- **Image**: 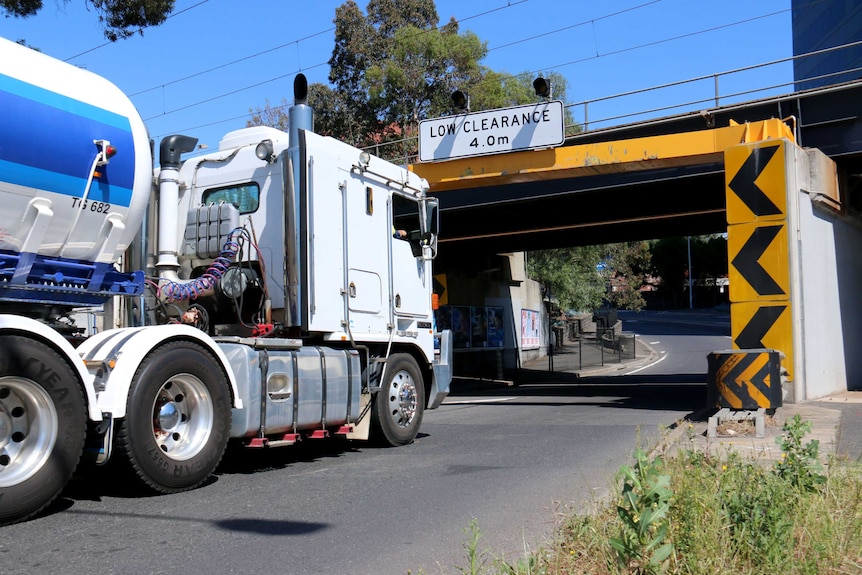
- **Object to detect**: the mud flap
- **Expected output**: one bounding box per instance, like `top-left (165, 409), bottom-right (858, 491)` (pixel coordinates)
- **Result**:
top-left (347, 393), bottom-right (372, 440)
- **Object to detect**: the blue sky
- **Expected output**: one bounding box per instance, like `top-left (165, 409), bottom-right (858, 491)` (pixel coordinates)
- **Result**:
top-left (1, 0), bottom-right (793, 153)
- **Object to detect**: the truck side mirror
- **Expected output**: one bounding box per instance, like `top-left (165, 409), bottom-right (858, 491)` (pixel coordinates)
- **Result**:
top-left (421, 198), bottom-right (439, 260)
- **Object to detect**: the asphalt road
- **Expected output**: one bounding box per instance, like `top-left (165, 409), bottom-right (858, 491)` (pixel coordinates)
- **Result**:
top-left (617, 308), bottom-right (732, 376)
top-left (0, 310), bottom-right (726, 575)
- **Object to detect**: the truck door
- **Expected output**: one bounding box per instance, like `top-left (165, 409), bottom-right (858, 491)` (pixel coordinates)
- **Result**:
top-left (303, 137), bottom-right (391, 338)
top-left (390, 193), bottom-right (431, 318)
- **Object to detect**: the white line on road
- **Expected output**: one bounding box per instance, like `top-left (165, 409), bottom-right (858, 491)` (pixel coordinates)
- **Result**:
top-left (444, 397), bottom-right (518, 405)
top-left (625, 352), bottom-right (668, 375)
top-left (650, 341), bottom-right (661, 345)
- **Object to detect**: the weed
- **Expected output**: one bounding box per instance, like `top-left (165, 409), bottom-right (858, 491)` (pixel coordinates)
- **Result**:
top-left (456, 518), bottom-right (490, 575)
top-left (608, 447), bottom-right (674, 574)
top-left (774, 414), bottom-right (827, 492)
top-left (720, 461), bottom-right (795, 567)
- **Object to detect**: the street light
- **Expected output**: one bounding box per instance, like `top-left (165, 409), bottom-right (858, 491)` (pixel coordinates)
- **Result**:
top-left (533, 76), bottom-right (551, 99)
top-left (451, 89), bottom-right (469, 112)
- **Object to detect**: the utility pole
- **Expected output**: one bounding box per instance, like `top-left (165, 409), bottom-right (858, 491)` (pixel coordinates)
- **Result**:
top-left (687, 236), bottom-right (694, 309)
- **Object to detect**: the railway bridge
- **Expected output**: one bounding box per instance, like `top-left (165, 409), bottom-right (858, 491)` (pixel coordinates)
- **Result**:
top-left (411, 79), bottom-right (862, 401)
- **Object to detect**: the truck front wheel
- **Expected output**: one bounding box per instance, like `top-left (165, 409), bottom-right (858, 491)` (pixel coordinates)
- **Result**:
top-left (371, 353), bottom-right (425, 446)
top-left (0, 335), bottom-right (86, 526)
top-left (115, 341), bottom-right (231, 493)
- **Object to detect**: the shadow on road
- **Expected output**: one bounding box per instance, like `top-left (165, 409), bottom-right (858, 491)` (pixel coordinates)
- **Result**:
top-left (448, 371), bottom-right (709, 418)
top-left (37, 495), bottom-right (328, 536)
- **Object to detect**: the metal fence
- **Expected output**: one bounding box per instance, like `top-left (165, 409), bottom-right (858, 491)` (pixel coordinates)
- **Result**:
top-left (542, 324), bottom-right (638, 374)
top-left (449, 317), bottom-right (642, 380)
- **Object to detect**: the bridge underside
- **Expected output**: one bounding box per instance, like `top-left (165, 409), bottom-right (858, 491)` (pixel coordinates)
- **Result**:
top-left (412, 81), bottom-right (862, 255)
top-left (432, 163), bottom-right (727, 254)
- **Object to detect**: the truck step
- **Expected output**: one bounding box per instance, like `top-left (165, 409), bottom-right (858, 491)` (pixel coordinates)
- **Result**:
top-left (308, 429), bottom-right (329, 439)
top-left (245, 433), bottom-right (300, 448)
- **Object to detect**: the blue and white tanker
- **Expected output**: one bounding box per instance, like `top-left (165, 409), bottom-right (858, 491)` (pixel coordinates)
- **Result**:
top-left (0, 38), bottom-right (151, 308)
top-left (0, 36), bottom-right (451, 526)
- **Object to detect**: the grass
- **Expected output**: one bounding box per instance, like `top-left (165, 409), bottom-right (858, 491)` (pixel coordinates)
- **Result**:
top-left (438, 416), bottom-right (862, 575)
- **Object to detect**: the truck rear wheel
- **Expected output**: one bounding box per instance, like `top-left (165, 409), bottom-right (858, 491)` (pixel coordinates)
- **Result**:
top-left (0, 335), bottom-right (86, 526)
top-left (371, 353), bottom-right (424, 446)
top-left (115, 341), bottom-right (230, 493)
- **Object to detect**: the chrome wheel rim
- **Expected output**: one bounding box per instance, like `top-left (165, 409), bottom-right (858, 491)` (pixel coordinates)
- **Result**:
top-left (386, 369), bottom-right (418, 428)
top-left (151, 374), bottom-right (213, 461)
top-left (0, 376), bottom-right (58, 487)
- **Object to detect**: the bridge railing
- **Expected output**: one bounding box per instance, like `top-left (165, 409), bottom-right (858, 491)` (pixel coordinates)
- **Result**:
top-left (572, 39), bottom-right (862, 134)
top-left (365, 40), bottom-right (862, 166)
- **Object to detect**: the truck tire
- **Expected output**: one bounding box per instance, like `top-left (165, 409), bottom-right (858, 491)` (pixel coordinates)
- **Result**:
top-left (0, 335), bottom-right (86, 526)
top-left (371, 353), bottom-right (425, 446)
top-left (115, 341), bottom-right (230, 493)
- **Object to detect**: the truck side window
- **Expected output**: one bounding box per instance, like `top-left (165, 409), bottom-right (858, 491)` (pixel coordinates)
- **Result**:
top-left (391, 193), bottom-right (420, 241)
top-left (202, 183), bottom-right (260, 214)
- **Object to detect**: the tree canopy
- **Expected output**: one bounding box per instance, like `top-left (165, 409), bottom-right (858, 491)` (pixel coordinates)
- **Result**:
top-left (526, 242), bottom-right (651, 313)
top-left (526, 246), bottom-right (607, 314)
top-left (248, 0), bottom-right (574, 160)
top-left (1, 0), bottom-right (174, 41)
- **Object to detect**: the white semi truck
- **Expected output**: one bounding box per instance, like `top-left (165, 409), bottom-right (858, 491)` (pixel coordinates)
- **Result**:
top-left (0, 37), bottom-right (451, 525)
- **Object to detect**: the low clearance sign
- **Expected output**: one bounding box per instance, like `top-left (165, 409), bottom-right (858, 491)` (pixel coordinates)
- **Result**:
top-left (418, 100), bottom-right (564, 162)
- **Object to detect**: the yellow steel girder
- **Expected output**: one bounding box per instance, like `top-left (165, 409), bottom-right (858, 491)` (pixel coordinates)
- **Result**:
top-left (410, 118), bottom-right (795, 192)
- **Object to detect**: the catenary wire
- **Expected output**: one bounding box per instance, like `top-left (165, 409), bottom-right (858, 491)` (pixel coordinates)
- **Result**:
top-left (63, 0), bottom-right (212, 61)
top-left (157, 5), bottom-right (790, 138)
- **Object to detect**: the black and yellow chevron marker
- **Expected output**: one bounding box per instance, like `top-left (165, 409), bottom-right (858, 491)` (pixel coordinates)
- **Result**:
top-left (729, 223), bottom-right (788, 300)
top-left (730, 301), bottom-right (793, 381)
top-left (707, 350), bottom-right (782, 409)
top-left (725, 139), bottom-right (793, 387)
top-left (726, 141), bottom-right (786, 224)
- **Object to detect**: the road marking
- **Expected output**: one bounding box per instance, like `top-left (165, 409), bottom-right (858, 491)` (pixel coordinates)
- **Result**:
top-left (444, 397), bottom-right (518, 405)
top-left (650, 341), bottom-right (661, 344)
top-left (625, 352), bottom-right (668, 375)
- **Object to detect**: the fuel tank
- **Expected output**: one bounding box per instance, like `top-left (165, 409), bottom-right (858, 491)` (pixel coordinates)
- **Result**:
top-left (0, 36), bottom-right (151, 264)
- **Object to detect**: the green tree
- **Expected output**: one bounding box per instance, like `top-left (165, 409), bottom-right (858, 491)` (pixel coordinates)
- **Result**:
top-left (249, 0), bottom-right (578, 159)
top-left (246, 84), bottom-right (354, 141)
top-left (365, 23), bottom-right (486, 128)
top-left (329, 0), bottom-right (488, 152)
top-left (2, 0), bottom-right (174, 41)
top-left (527, 242), bottom-right (651, 313)
top-left (604, 241), bottom-right (651, 311)
top-left (526, 246), bottom-right (606, 313)
top-left (469, 70), bottom-right (578, 137)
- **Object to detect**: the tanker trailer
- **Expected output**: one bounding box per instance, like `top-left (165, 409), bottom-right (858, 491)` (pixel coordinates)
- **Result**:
top-left (0, 35), bottom-right (154, 524)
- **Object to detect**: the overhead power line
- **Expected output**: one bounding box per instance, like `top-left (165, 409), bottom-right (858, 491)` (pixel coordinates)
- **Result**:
top-left (487, 0), bottom-right (660, 54)
top-left (148, 2), bottom-right (790, 140)
top-left (129, 27), bottom-right (335, 97)
top-left (143, 1), bottom-right (532, 128)
top-left (64, 0), bottom-right (212, 61)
